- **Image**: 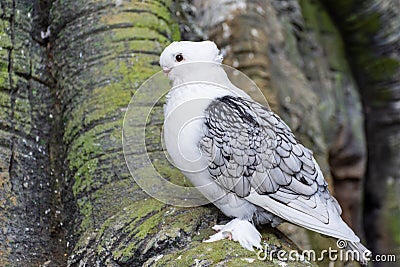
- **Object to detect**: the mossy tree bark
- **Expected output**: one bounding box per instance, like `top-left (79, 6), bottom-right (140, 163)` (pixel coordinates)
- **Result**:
top-left (48, 0), bottom-right (310, 266)
top-left (1, 0), bottom-right (309, 266)
top-left (0, 0), bottom-right (397, 266)
top-left (320, 0), bottom-right (400, 264)
top-left (0, 0), bottom-right (66, 265)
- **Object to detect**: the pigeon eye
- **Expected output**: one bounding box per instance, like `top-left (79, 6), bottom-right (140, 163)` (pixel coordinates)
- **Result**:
top-left (175, 54), bottom-right (184, 62)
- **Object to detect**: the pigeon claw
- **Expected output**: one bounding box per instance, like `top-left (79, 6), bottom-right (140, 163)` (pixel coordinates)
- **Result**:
top-left (203, 219), bottom-right (262, 251)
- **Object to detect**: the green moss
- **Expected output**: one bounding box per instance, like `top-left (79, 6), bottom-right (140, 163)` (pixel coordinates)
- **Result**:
top-left (113, 1), bottom-right (174, 24)
top-left (385, 180), bottom-right (400, 246)
top-left (389, 209), bottom-right (400, 245)
top-left (0, 20), bottom-right (12, 49)
top-left (129, 198), bottom-right (165, 224)
top-left (72, 158), bottom-right (99, 196)
top-left (118, 200), bottom-right (166, 241)
top-left (130, 164), bottom-right (165, 190)
top-left (101, 0), bottom-right (180, 42)
top-left (67, 119), bottom-right (121, 167)
top-left (135, 211), bottom-right (165, 240)
top-left (347, 11), bottom-right (380, 38)
top-left (353, 56), bottom-right (400, 107)
top-left (63, 0), bottom-right (183, 255)
top-left (76, 197), bottom-right (94, 231)
top-left (299, 0), bottom-right (319, 30)
top-left (64, 31), bottom-right (166, 149)
top-left (128, 40), bottom-right (163, 53)
top-left (150, 158), bottom-right (188, 186)
top-left (144, 124), bottom-right (162, 150)
top-left (170, 22), bottom-right (181, 41)
top-left (165, 206), bottom-right (214, 236)
top-left (13, 96), bottom-right (32, 133)
top-left (101, 10), bottom-right (173, 39)
top-left (146, 105), bottom-right (165, 125)
top-left (0, 47), bottom-right (10, 87)
top-left (0, 72), bottom-right (8, 87)
top-left (111, 205), bottom-right (214, 262)
top-left (109, 199), bottom-right (166, 259)
top-left (83, 86), bottom-right (130, 127)
top-left (111, 28), bottom-right (169, 45)
top-left (92, 178), bottom-right (141, 212)
top-left (97, 53), bottom-right (160, 92)
top-left (68, 127), bottom-right (100, 166)
top-left (64, 103), bottom-right (85, 146)
top-left (319, 0), bottom-right (357, 16)
top-left (152, 230), bottom-right (316, 267)
top-left (65, 60), bottom-right (153, 197)
top-left (365, 57), bottom-right (400, 82)
top-left (154, 240), bottom-right (256, 266)
top-left (67, 120), bottom-right (124, 197)
top-left (0, 92), bottom-right (10, 122)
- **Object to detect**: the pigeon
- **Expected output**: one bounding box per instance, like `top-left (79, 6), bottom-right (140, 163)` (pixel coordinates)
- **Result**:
top-left (159, 40), bottom-right (371, 264)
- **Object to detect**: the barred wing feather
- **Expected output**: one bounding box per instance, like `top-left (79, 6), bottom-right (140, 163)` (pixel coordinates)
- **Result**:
top-left (200, 95), bottom-right (358, 241)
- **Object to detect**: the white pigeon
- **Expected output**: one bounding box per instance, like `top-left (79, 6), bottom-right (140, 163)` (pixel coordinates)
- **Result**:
top-left (159, 41), bottom-right (371, 264)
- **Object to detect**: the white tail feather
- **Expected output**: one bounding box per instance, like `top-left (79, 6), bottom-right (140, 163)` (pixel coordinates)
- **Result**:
top-left (346, 241), bottom-right (372, 265)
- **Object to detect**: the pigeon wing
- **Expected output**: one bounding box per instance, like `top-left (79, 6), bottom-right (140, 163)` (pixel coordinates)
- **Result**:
top-left (200, 95), bottom-right (342, 226)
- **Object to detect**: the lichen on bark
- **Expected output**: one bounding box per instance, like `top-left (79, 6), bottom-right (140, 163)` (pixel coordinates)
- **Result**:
top-left (1, 0), bottom-right (397, 266)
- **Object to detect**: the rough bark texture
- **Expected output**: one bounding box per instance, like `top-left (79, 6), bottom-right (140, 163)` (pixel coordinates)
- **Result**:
top-left (1, 0), bottom-right (311, 266)
top-left (0, 0), bottom-right (66, 265)
top-left (0, 0), bottom-right (398, 266)
top-left (49, 0), bottom-right (309, 266)
top-left (320, 0), bottom-right (400, 264)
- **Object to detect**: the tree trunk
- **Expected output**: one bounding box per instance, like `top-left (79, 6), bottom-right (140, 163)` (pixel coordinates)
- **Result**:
top-left (49, 0), bottom-right (309, 266)
top-left (1, 0), bottom-right (397, 266)
top-left (320, 0), bottom-right (400, 264)
top-left (0, 0), bottom-right (66, 265)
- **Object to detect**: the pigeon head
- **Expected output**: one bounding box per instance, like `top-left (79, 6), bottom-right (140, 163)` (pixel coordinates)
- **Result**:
top-left (159, 41), bottom-right (223, 85)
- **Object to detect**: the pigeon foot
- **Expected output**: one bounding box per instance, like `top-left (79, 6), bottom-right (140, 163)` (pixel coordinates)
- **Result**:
top-left (203, 218), bottom-right (262, 251)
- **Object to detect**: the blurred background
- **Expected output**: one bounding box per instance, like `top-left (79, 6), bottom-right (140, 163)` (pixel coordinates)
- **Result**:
top-left (0, 0), bottom-right (398, 266)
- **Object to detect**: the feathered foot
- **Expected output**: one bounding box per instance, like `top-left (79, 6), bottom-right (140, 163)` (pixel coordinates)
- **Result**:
top-left (203, 218), bottom-right (262, 251)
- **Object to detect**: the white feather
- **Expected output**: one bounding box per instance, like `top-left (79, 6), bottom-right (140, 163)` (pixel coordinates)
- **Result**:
top-left (160, 41), bottom-right (371, 262)
top-left (245, 192), bottom-right (359, 242)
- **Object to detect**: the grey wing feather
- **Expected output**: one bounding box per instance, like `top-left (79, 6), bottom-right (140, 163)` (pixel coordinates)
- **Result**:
top-left (200, 95), bottom-right (337, 223)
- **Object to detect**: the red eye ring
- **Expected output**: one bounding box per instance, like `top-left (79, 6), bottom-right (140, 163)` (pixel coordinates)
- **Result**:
top-left (175, 54), bottom-right (184, 62)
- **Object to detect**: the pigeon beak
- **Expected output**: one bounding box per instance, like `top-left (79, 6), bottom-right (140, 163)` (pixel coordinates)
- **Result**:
top-left (162, 67), bottom-right (172, 75)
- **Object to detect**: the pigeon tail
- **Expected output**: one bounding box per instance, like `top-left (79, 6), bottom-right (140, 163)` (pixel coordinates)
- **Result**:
top-left (346, 241), bottom-right (372, 266)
